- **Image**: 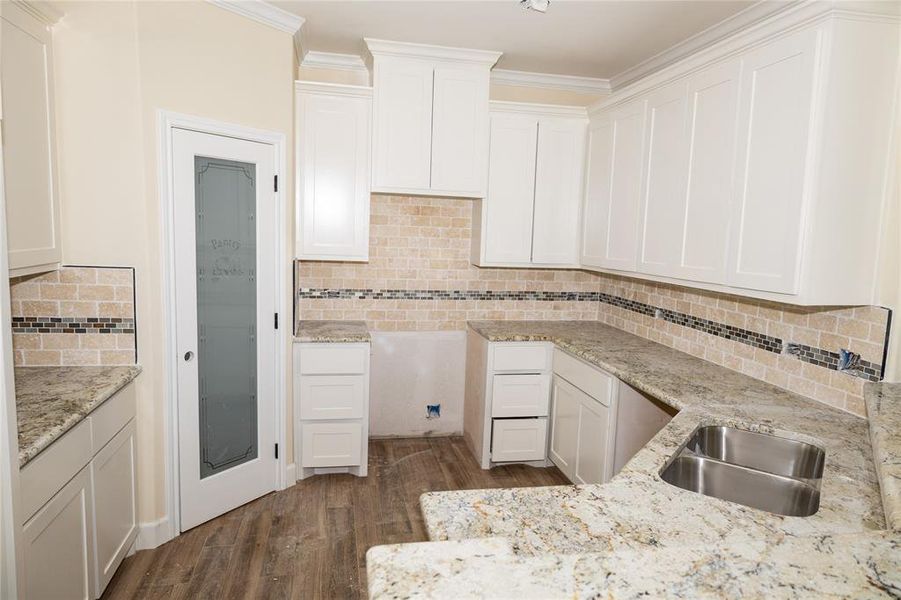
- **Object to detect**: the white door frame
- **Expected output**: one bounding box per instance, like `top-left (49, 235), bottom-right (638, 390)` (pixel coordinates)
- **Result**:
top-left (157, 110), bottom-right (288, 543)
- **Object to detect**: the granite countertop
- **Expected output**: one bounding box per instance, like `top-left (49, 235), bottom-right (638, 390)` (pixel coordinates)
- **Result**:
top-left (15, 365), bottom-right (142, 467)
top-left (366, 320), bottom-right (899, 598)
top-left (295, 320), bottom-right (370, 343)
top-left (865, 382), bottom-right (901, 529)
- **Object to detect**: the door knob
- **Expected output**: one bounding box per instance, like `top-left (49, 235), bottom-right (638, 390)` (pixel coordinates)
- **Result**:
top-left (184, 351), bottom-right (195, 362)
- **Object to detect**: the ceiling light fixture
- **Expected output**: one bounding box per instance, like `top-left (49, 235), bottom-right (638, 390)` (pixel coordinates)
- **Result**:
top-left (520, 0), bottom-right (549, 13)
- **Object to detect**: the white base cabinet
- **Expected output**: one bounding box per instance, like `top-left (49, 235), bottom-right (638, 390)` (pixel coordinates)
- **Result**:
top-left (295, 343), bottom-right (370, 479)
top-left (19, 382), bottom-right (137, 599)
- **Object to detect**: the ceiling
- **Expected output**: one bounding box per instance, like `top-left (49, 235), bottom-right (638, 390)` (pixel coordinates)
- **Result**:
top-left (275, 0), bottom-right (760, 79)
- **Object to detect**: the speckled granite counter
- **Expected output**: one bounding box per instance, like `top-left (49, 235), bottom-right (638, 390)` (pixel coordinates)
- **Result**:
top-left (15, 366), bottom-right (141, 467)
top-left (366, 320), bottom-right (896, 598)
top-left (866, 382), bottom-right (901, 529)
top-left (295, 320), bottom-right (370, 343)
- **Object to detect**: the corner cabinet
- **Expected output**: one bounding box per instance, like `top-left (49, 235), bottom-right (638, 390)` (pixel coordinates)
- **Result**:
top-left (295, 81), bottom-right (372, 262)
top-left (472, 102), bottom-right (587, 268)
top-left (366, 38), bottom-right (501, 198)
top-left (1, 2), bottom-right (62, 277)
top-left (580, 8), bottom-right (901, 305)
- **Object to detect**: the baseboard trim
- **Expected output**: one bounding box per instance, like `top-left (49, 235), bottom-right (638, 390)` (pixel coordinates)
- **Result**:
top-left (136, 516), bottom-right (174, 550)
top-left (285, 462), bottom-right (296, 487)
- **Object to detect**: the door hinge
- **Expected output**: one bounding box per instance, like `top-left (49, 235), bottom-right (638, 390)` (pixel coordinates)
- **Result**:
top-left (275, 443), bottom-right (279, 459)
top-left (273, 175), bottom-right (278, 192)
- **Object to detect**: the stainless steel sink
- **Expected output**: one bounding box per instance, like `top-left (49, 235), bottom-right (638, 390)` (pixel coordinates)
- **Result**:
top-left (683, 425), bottom-right (825, 481)
top-left (660, 426), bottom-right (825, 517)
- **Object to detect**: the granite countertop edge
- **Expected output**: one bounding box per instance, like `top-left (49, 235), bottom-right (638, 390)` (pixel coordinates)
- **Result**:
top-left (294, 319), bottom-right (371, 343)
top-left (16, 365), bottom-right (142, 467)
top-left (864, 381), bottom-right (901, 528)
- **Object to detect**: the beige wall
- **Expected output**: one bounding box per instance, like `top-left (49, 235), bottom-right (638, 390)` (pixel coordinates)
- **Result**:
top-left (52, 0), bottom-right (295, 526)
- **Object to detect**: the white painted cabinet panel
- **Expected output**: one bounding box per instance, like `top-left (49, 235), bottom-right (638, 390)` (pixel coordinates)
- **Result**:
top-left (22, 466), bottom-right (94, 600)
top-left (371, 57), bottom-right (434, 192)
top-left (677, 59), bottom-right (742, 283)
top-left (301, 422), bottom-right (363, 468)
top-left (491, 374), bottom-right (550, 418)
top-left (728, 28), bottom-right (819, 294)
top-left (430, 65), bottom-right (489, 196)
top-left (482, 114), bottom-right (537, 264)
top-left (92, 420), bottom-right (138, 597)
top-left (573, 395), bottom-right (612, 485)
top-left (1, 4), bottom-right (61, 276)
top-left (638, 82), bottom-right (689, 276)
top-left (548, 376), bottom-right (580, 479)
top-left (580, 117), bottom-right (615, 268)
top-left (532, 119), bottom-right (586, 265)
top-left (491, 418), bottom-right (548, 462)
top-left (296, 83), bottom-right (372, 261)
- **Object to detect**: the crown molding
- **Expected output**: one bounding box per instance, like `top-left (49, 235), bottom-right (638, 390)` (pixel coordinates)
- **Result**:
top-left (300, 51), bottom-right (369, 74)
top-left (295, 80), bottom-right (373, 98)
top-left (491, 69), bottom-right (611, 95)
top-left (609, 0), bottom-right (798, 89)
top-left (489, 100), bottom-right (588, 119)
top-left (11, 0), bottom-right (63, 25)
top-left (365, 38), bottom-right (502, 67)
top-left (206, 0), bottom-right (304, 34)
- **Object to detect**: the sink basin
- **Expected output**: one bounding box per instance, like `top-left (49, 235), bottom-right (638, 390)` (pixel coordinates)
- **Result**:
top-left (684, 425), bottom-right (825, 481)
top-left (660, 455), bottom-right (821, 517)
top-left (660, 426), bottom-right (825, 517)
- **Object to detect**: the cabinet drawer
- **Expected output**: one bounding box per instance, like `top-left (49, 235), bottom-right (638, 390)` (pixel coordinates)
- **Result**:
top-left (298, 344), bottom-right (368, 375)
top-left (20, 417), bottom-right (93, 523)
top-left (553, 349), bottom-right (614, 405)
top-left (301, 422), bottom-right (363, 467)
top-left (491, 374), bottom-right (550, 417)
top-left (491, 343), bottom-right (549, 373)
top-left (299, 375), bottom-right (365, 420)
top-left (92, 383), bottom-right (136, 454)
top-left (491, 418), bottom-right (548, 462)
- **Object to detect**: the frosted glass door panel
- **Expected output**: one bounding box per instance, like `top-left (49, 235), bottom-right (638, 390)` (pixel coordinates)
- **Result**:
top-left (194, 156), bottom-right (258, 479)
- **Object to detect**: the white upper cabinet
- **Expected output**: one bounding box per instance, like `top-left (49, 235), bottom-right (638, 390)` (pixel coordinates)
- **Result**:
top-left (580, 6), bottom-right (900, 305)
top-left (366, 39), bottom-right (500, 198)
top-left (296, 81), bottom-right (372, 261)
top-left (726, 29), bottom-right (818, 294)
top-left (472, 103), bottom-right (587, 268)
top-left (1, 3), bottom-right (62, 277)
top-left (580, 99), bottom-right (646, 272)
top-left (532, 118), bottom-right (587, 265)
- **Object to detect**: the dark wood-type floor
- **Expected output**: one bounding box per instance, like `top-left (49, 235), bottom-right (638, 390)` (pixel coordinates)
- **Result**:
top-left (102, 436), bottom-right (569, 600)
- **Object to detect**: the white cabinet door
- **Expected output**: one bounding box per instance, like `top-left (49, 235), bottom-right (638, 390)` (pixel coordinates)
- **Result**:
top-left (573, 395), bottom-right (612, 485)
top-left (491, 418), bottom-right (548, 462)
top-left (22, 466), bottom-right (94, 600)
top-left (532, 118), bottom-right (586, 265)
top-left (301, 422), bottom-right (363, 467)
top-left (582, 100), bottom-right (646, 272)
top-left (676, 58), bottom-right (742, 283)
top-left (580, 116), bottom-right (614, 268)
top-left (431, 65), bottom-right (489, 196)
top-left (491, 374), bottom-right (550, 418)
top-left (728, 29), bottom-right (820, 294)
top-left (92, 420), bottom-right (138, 597)
top-left (638, 82), bottom-right (689, 276)
top-left (548, 376), bottom-right (580, 479)
top-left (1, 4), bottom-right (61, 275)
top-left (483, 114), bottom-right (538, 264)
top-left (296, 85), bottom-right (371, 261)
top-left (371, 57), bottom-right (434, 192)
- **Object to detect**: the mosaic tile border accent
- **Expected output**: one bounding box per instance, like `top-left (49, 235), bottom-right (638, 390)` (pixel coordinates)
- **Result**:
top-left (11, 316), bottom-right (135, 335)
top-left (299, 287), bottom-right (885, 382)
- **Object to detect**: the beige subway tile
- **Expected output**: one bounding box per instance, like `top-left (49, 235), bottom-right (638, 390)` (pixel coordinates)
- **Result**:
top-left (97, 302), bottom-right (134, 319)
top-left (13, 350), bottom-right (23, 367)
top-left (59, 268), bottom-right (97, 284)
top-left (99, 350), bottom-right (135, 365)
top-left (20, 300), bottom-right (59, 316)
top-left (10, 281), bottom-right (41, 301)
top-left (22, 350), bottom-right (61, 366)
top-left (96, 269), bottom-right (133, 285)
top-left (818, 332), bottom-right (851, 353)
top-left (116, 334), bottom-right (137, 350)
top-left (807, 313), bottom-right (837, 333)
top-left (42, 334), bottom-right (80, 350)
top-left (12, 333), bottom-right (40, 350)
top-left (39, 283), bottom-right (78, 300)
top-left (80, 334), bottom-right (117, 350)
top-left (78, 284), bottom-right (116, 301)
top-left (60, 301), bottom-right (98, 317)
top-left (61, 350), bottom-right (100, 366)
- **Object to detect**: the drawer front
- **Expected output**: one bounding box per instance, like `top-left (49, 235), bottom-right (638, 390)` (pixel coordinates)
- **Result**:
top-left (299, 344), bottom-right (368, 375)
top-left (92, 383), bottom-right (137, 454)
top-left (301, 422), bottom-right (363, 467)
top-left (491, 343), bottom-right (549, 373)
top-left (20, 417), bottom-right (93, 523)
top-left (491, 374), bottom-right (550, 417)
top-left (299, 375), bottom-right (365, 420)
top-left (553, 348), bottom-right (613, 405)
top-left (491, 418), bottom-right (548, 462)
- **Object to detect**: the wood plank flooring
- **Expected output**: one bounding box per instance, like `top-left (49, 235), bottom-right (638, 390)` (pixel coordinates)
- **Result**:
top-left (102, 436), bottom-right (569, 600)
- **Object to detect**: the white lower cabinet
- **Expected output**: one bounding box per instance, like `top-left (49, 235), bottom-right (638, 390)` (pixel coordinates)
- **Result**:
top-left (550, 351), bottom-right (618, 485)
top-left (19, 382), bottom-right (137, 599)
top-left (295, 342), bottom-right (370, 479)
top-left (491, 418), bottom-right (548, 463)
top-left (22, 465), bottom-right (94, 600)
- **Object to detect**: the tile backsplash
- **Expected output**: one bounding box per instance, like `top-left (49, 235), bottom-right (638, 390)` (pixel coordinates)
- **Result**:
top-left (298, 195), bottom-right (889, 417)
top-left (10, 266), bottom-right (137, 367)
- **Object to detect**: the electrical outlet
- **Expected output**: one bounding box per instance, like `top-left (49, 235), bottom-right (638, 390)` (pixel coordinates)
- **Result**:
top-left (426, 404), bottom-right (440, 419)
